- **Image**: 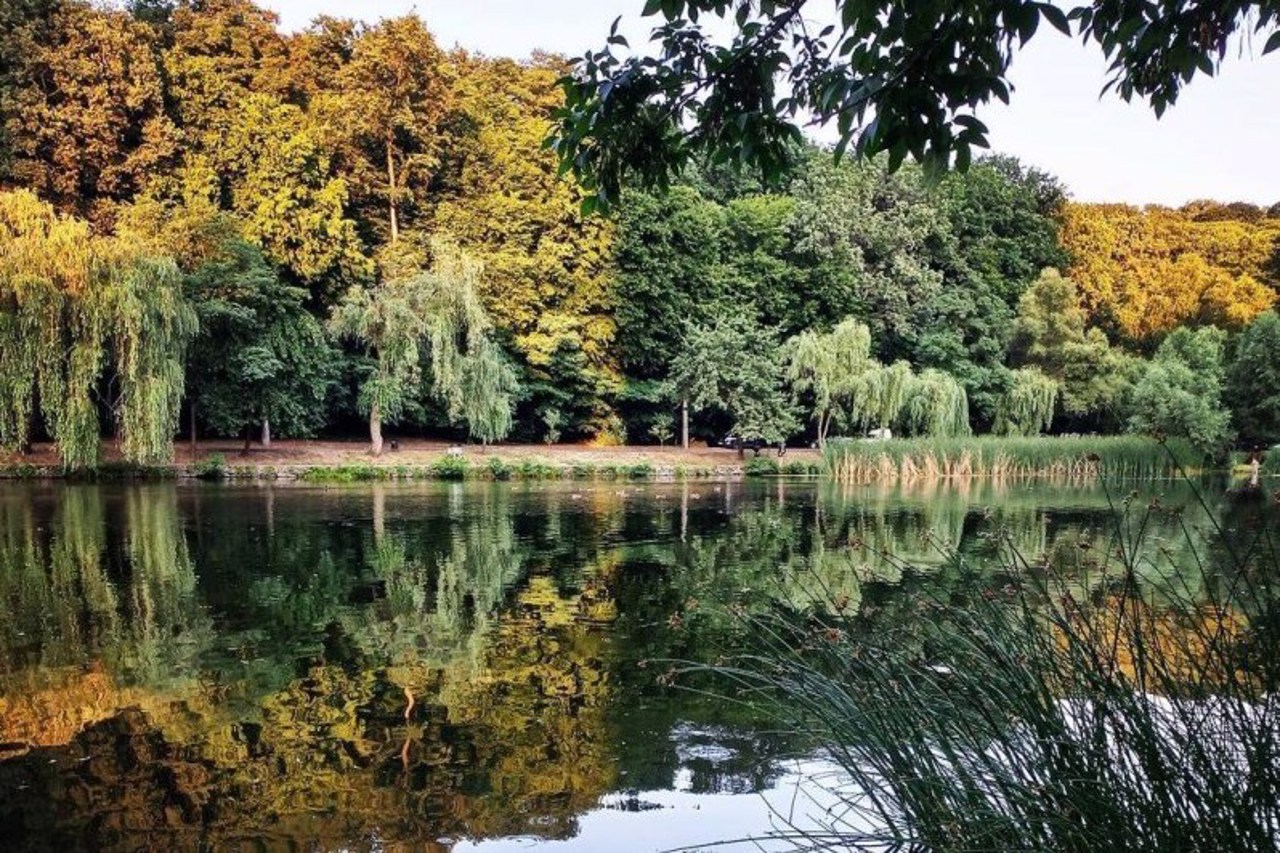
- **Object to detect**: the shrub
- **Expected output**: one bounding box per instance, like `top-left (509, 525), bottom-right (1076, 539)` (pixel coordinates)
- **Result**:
top-left (743, 456), bottom-right (779, 477)
top-left (516, 458), bottom-right (557, 479)
top-left (486, 456), bottom-right (513, 480)
top-left (299, 463), bottom-right (383, 482)
top-left (782, 459), bottom-right (820, 476)
top-left (194, 453), bottom-right (227, 480)
top-left (430, 455), bottom-right (469, 481)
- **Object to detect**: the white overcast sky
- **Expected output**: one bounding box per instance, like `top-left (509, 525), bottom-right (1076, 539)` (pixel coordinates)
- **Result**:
top-left (265, 0), bottom-right (1280, 207)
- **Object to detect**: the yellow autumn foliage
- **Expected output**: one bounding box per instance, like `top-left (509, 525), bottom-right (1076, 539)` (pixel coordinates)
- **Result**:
top-left (1061, 203), bottom-right (1279, 342)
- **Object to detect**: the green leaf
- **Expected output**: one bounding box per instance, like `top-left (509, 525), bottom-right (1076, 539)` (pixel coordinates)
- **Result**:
top-left (1040, 3), bottom-right (1071, 36)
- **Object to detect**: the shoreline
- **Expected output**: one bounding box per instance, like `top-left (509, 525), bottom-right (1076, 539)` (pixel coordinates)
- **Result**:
top-left (0, 439), bottom-right (823, 482)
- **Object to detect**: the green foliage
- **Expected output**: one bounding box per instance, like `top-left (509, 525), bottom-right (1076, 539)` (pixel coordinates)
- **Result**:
top-left (1127, 326), bottom-right (1233, 455)
top-left (1228, 310), bottom-right (1280, 445)
top-left (193, 453), bottom-right (227, 480)
top-left (515, 458), bottom-right (558, 480)
top-left (649, 412), bottom-right (674, 447)
top-left (169, 230), bottom-right (336, 440)
top-left (846, 361), bottom-right (914, 435)
top-left (786, 317), bottom-right (874, 447)
top-left (1011, 268), bottom-right (1134, 426)
top-left (994, 367), bottom-right (1059, 436)
top-left (299, 463), bottom-right (384, 482)
top-left (430, 454), bottom-right (469, 481)
top-left (743, 456), bottom-right (779, 478)
top-left (902, 369), bottom-right (971, 438)
top-left (540, 406), bottom-right (563, 445)
top-left (329, 239), bottom-right (518, 453)
top-left (0, 191), bottom-right (195, 468)
top-left (485, 455), bottom-right (513, 480)
top-left (671, 312), bottom-right (799, 446)
top-left (552, 0), bottom-right (1278, 209)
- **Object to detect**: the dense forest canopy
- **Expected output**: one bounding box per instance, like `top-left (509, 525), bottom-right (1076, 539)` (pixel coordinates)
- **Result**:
top-left (1, 0), bottom-right (1279, 467)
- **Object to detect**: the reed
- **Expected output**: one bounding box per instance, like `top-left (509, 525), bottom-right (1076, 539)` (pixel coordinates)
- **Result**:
top-left (824, 435), bottom-right (1201, 483)
top-left (697, 481), bottom-right (1280, 851)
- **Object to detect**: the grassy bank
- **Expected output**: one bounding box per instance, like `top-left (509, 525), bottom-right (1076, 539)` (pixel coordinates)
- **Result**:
top-left (824, 435), bottom-right (1201, 483)
top-left (0, 446), bottom-right (826, 482)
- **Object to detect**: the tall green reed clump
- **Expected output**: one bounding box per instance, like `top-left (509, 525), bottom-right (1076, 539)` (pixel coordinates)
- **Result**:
top-left (824, 435), bottom-right (1201, 483)
top-left (699, 481), bottom-right (1280, 851)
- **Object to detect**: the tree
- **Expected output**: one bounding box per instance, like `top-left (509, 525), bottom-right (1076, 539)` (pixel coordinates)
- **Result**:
top-left (552, 0), bottom-right (1280, 209)
top-left (3, 2), bottom-right (177, 221)
top-left (1061, 203), bottom-right (1278, 343)
top-left (901, 369), bottom-right (971, 438)
top-left (613, 186), bottom-right (731, 380)
top-left (116, 194), bottom-right (338, 449)
top-left (785, 318), bottom-right (874, 448)
top-left (649, 412), bottom-right (674, 447)
top-left (1228, 310), bottom-right (1280, 445)
top-left (993, 367), bottom-right (1059, 436)
top-left (846, 360), bottom-right (914, 436)
top-left (789, 158), bottom-right (944, 358)
top-left (162, 0), bottom-right (292, 140)
top-left (1127, 327), bottom-right (1232, 455)
top-left (938, 155), bottom-right (1069, 307)
top-left (182, 238), bottom-right (336, 448)
top-left (324, 16), bottom-right (452, 245)
top-left (1011, 268), bottom-right (1134, 426)
top-left (670, 313), bottom-right (797, 454)
top-left (0, 190), bottom-right (195, 468)
top-left (215, 94), bottom-right (364, 290)
top-left (431, 55), bottom-right (617, 435)
top-left (459, 336), bottom-right (519, 447)
top-left (328, 239), bottom-right (517, 454)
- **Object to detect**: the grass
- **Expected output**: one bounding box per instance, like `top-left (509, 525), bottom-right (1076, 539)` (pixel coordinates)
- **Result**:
top-left (824, 435), bottom-right (1202, 483)
top-left (695, 479), bottom-right (1280, 851)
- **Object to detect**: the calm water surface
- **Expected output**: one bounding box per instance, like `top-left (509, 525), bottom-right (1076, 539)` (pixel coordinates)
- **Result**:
top-left (0, 477), bottom-right (1253, 851)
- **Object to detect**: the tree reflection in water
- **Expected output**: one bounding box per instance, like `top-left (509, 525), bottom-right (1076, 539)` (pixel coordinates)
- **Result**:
top-left (0, 478), bottom-right (1245, 851)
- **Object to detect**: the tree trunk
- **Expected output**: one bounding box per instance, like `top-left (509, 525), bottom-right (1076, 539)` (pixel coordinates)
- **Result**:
top-left (370, 399), bottom-right (384, 456)
top-left (261, 417), bottom-right (271, 449)
top-left (386, 138), bottom-right (399, 244)
top-left (189, 401), bottom-right (197, 458)
top-left (681, 399), bottom-right (689, 450)
top-left (242, 426), bottom-right (251, 455)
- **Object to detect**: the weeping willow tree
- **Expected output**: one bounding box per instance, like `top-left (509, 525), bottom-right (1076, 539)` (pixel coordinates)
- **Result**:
top-left (461, 337), bottom-right (520, 446)
top-left (845, 360), bottom-right (914, 435)
top-left (0, 191), bottom-right (195, 468)
top-left (786, 318), bottom-right (874, 449)
top-left (329, 237), bottom-right (518, 454)
top-left (903, 369), bottom-right (971, 437)
top-left (995, 367), bottom-right (1059, 436)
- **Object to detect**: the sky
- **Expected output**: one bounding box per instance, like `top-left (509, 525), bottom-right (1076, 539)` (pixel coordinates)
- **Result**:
top-left (264, 0), bottom-right (1280, 207)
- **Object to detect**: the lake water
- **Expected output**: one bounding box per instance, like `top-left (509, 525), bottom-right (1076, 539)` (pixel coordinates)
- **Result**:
top-left (0, 477), bottom-right (1256, 851)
